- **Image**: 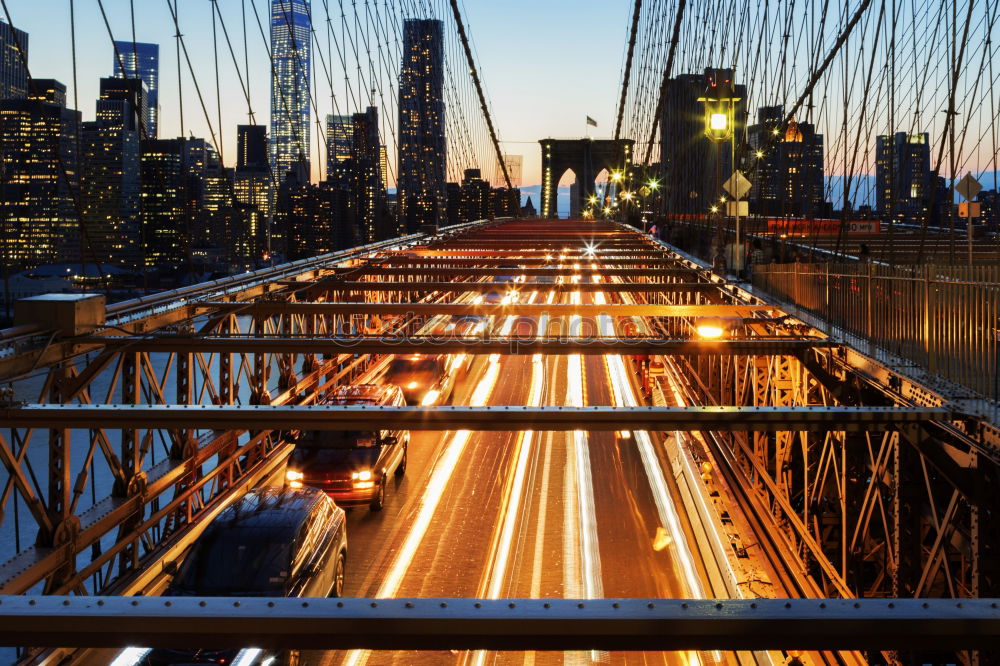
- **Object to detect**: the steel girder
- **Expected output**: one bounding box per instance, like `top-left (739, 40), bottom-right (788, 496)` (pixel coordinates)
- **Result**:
top-left (328, 266), bottom-right (695, 277)
top-left (0, 404), bottom-right (951, 431)
top-left (197, 302), bottom-right (771, 317)
top-left (86, 337), bottom-right (831, 356)
top-left (0, 597), bottom-right (997, 651)
top-left (279, 280), bottom-right (721, 293)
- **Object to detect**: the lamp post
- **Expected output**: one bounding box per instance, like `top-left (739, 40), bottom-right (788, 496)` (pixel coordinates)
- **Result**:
top-left (699, 71), bottom-right (742, 274)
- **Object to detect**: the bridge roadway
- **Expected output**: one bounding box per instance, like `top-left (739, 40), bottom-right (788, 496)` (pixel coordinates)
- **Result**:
top-left (309, 280), bottom-right (711, 665)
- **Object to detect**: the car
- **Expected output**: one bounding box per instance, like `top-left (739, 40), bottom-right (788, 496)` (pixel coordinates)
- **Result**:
top-left (119, 488), bottom-right (347, 665)
top-left (382, 353), bottom-right (463, 405)
top-left (286, 384), bottom-right (409, 510)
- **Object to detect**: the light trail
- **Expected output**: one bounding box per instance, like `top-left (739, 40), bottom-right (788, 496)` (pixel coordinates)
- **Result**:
top-left (344, 317), bottom-right (511, 666)
top-left (596, 291), bottom-right (704, 600)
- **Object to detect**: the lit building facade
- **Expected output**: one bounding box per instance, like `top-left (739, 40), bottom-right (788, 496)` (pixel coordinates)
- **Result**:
top-left (112, 40), bottom-right (159, 137)
top-left (398, 18), bottom-right (446, 232)
top-left (140, 138), bottom-right (199, 268)
top-left (80, 77), bottom-right (144, 269)
top-left (351, 106), bottom-right (390, 242)
top-left (270, 0), bottom-right (311, 181)
top-left (876, 132), bottom-right (931, 225)
top-left (325, 113), bottom-right (352, 178)
top-left (748, 105), bottom-right (826, 218)
top-left (235, 124), bottom-right (273, 223)
top-left (0, 79), bottom-right (81, 270)
top-left (0, 20), bottom-right (28, 101)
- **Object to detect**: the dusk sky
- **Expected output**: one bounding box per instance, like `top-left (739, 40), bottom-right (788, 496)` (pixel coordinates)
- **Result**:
top-left (5, 0), bottom-right (632, 188)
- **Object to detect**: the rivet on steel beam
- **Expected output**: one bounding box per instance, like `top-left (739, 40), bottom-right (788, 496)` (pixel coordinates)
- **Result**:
top-left (715, 603), bottom-right (723, 610)
top-left (578, 603), bottom-right (585, 609)
top-left (508, 603), bottom-right (516, 609)
top-left (268, 601), bottom-right (275, 608)
top-left (785, 603), bottom-right (792, 609)
top-left (199, 601), bottom-right (207, 607)
top-left (543, 603), bottom-right (551, 609)
top-left (405, 602), bottom-right (414, 608)
top-left (337, 602), bottom-right (344, 608)
top-left (474, 603), bottom-right (481, 608)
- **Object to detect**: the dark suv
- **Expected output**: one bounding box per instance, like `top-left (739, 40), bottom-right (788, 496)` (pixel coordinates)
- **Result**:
top-left (123, 487), bottom-right (347, 665)
top-left (286, 384), bottom-right (409, 510)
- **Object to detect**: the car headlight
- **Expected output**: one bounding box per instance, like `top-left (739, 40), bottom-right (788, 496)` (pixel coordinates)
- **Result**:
top-left (286, 470), bottom-right (303, 481)
top-left (351, 470), bottom-right (373, 481)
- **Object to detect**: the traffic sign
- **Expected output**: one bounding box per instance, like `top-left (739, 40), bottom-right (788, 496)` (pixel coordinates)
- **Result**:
top-left (955, 173), bottom-right (982, 201)
top-left (723, 171), bottom-right (752, 200)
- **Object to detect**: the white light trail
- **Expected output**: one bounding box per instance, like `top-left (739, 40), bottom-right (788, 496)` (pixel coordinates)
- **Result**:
top-left (596, 290), bottom-right (705, 600)
top-left (344, 329), bottom-right (507, 666)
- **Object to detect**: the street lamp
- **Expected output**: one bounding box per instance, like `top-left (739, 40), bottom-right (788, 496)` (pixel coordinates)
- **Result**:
top-left (698, 69), bottom-right (743, 275)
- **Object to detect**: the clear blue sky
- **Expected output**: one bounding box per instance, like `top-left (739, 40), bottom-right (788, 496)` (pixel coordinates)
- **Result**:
top-left (6, 0), bottom-right (632, 186)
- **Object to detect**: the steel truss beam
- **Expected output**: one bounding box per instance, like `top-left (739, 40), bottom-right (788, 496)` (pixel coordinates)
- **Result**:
top-left (87, 337), bottom-right (830, 356)
top-left (1, 405), bottom-right (951, 431)
top-left (328, 267), bottom-right (693, 277)
top-left (363, 257), bottom-right (691, 266)
top-left (280, 281), bottom-right (722, 293)
top-left (0, 597), bottom-right (996, 651)
top-left (197, 303), bottom-right (769, 317)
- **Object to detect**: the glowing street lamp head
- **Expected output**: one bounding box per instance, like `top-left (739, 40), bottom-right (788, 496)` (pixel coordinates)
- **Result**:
top-left (648, 179), bottom-right (659, 190)
top-left (755, 150), bottom-right (764, 158)
top-left (710, 205), bottom-right (719, 214)
top-left (611, 171), bottom-right (623, 182)
top-left (622, 191), bottom-right (634, 201)
top-left (709, 113), bottom-right (728, 131)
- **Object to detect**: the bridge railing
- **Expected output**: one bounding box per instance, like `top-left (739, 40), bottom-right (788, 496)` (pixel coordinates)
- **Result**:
top-left (753, 262), bottom-right (1000, 406)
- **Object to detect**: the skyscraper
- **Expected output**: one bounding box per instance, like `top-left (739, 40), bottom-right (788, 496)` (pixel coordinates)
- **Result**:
top-left (351, 106), bottom-right (390, 242)
top-left (325, 114), bottom-right (353, 178)
top-left (235, 125), bottom-right (273, 257)
top-left (112, 41), bottom-right (159, 137)
top-left (0, 20), bottom-right (28, 101)
top-left (0, 79), bottom-right (81, 269)
top-left (270, 0), bottom-right (311, 181)
top-left (876, 132), bottom-right (931, 225)
top-left (80, 77), bottom-right (144, 268)
top-left (398, 18), bottom-right (445, 233)
top-left (748, 106), bottom-right (826, 218)
top-left (237, 124), bottom-right (269, 170)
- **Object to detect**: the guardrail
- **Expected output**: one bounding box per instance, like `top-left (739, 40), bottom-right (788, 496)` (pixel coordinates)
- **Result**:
top-left (753, 262), bottom-right (1000, 403)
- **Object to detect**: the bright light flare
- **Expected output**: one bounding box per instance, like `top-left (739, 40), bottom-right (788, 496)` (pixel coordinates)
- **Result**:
top-left (420, 389), bottom-right (440, 406)
top-left (696, 325), bottom-right (725, 339)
